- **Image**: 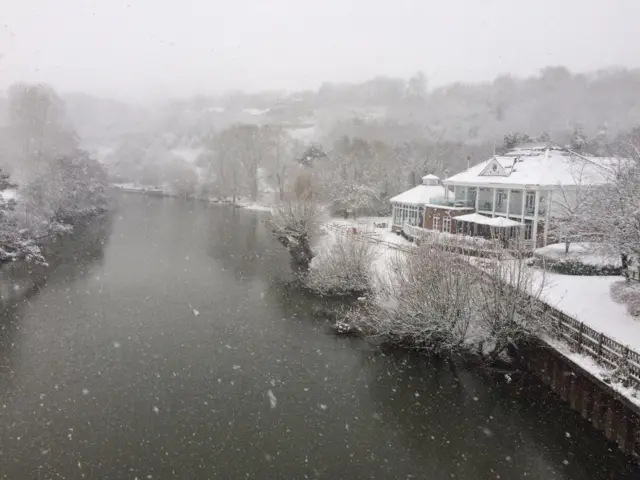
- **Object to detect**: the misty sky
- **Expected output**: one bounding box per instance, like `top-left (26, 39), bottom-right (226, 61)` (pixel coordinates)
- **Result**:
top-left (2, 0), bottom-right (639, 99)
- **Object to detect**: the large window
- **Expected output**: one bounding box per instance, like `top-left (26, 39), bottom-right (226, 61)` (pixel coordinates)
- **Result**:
top-left (443, 216), bottom-right (451, 233)
top-left (433, 216), bottom-right (440, 231)
top-left (525, 192), bottom-right (536, 211)
top-left (524, 222), bottom-right (533, 240)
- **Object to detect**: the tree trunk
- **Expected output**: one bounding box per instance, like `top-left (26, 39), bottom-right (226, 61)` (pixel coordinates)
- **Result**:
top-left (277, 172), bottom-right (284, 201)
top-left (275, 233), bottom-right (314, 271)
top-left (622, 253), bottom-right (630, 282)
top-left (565, 239), bottom-right (570, 254)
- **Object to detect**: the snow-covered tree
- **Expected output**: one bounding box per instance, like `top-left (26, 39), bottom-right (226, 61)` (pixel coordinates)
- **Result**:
top-left (502, 132), bottom-right (532, 151)
top-left (473, 248), bottom-right (549, 361)
top-left (267, 173), bottom-right (320, 270)
top-left (548, 160), bottom-right (594, 253)
top-left (0, 168), bottom-right (45, 264)
top-left (582, 135), bottom-right (640, 277)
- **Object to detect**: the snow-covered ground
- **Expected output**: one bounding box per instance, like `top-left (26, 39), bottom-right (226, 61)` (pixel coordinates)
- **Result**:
top-left (1, 188), bottom-right (18, 201)
top-left (112, 183), bottom-right (169, 193)
top-left (286, 125), bottom-right (318, 142)
top-left (535, 242), bottom-right (621, 267)
top-left (171, 147), bottom-right (204, 164)
top-left (532, 270), bottom-right (640, 351)
top-left (314, 217), bottom-right (405, 293)
top-left (328, 216), bottom-right (412, 248)
top-left (236, 202), bottom-right (272, 212)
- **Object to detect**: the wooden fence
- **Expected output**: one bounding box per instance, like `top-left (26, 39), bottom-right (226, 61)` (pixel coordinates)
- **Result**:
top-left (324, 221), bottom-right (640, 390)
top-left (539, 301), bottom-right (640, 388)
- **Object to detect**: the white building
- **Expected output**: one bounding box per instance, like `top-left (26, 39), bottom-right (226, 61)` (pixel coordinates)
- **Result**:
top-left (390, 174), bottom-right (452, 232)
top-left (442, 144), bottom-right (615, 248)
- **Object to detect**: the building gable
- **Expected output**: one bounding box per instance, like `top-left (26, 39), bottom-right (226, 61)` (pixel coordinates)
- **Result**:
top-left (479, 157), bottom-right (509, 177)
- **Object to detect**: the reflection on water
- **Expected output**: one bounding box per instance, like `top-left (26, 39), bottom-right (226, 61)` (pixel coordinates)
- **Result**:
top-left (0, 193), bottom-right (637, 479)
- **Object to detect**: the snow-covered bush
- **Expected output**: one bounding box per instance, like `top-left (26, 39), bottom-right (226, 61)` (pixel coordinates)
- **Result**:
top-left (347, 240), bottom-right (477, 354)
top-left (304, 233), bottom-right (378, 297)
top-left (542, 259), bottom-right (621, 276)
top-left (533, 243), bottom-right (622, 276)
top-left (610, 280), bottom-right (640, 317)
top-left (334, 237), bottom-right (549, 361)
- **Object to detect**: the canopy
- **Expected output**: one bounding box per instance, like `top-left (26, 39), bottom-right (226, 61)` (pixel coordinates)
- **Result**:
top-left (454, 213), bottom-right (522, 228)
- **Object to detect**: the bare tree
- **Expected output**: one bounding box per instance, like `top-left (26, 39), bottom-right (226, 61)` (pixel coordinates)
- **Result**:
top-left (267, 173), bottom-right (320, 270)
top-left (473, 247), bottom-right (549, 361)
top-left (355, 240), bottom-right (476, 354)
top-left (548, 159), bottom-right (593, 253)
top-left (582, 134), bottom-right (640, 278)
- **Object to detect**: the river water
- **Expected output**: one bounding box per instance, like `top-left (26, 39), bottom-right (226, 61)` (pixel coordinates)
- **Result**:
top-left (0, 193), bottom-right (637, 479)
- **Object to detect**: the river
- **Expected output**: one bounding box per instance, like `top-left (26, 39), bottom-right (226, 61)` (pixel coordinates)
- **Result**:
top-left (0, 193), bottom-right (637, 479)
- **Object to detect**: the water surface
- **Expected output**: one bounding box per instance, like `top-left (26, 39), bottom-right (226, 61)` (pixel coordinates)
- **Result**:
top-left (0, 193), bottom-right (637, 479)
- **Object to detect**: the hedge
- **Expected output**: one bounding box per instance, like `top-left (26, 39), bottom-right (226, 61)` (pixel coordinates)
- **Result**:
top-left (533, 255), bottom-right (622, 276)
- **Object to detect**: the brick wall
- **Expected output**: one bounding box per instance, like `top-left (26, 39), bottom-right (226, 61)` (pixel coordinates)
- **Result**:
top-left (424, 206), bottom-right (474, 233)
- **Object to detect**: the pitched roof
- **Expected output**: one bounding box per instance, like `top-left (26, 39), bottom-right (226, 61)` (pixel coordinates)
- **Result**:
top-left (421, 174), bottom-right (440, 180)
top-left (445, 146), bottom-right (616, 187)
top-left (390, 184), bottom-right (450, 205)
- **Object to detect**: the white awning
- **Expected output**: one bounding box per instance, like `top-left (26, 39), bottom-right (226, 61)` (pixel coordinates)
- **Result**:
top-left (454, 213), bottom-right (522, 228)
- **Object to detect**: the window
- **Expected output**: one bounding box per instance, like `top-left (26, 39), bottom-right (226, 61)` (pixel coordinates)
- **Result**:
top-left (496, 189), bottom-right (506, 206)
top-left (524, 222), bottom-right (533, 240)
top-left (443, 216), bottom-right (451, 233)
top-left (525, 192), bottom-right (536, 210)
top-left (433, 216), bottom-right (440, 231)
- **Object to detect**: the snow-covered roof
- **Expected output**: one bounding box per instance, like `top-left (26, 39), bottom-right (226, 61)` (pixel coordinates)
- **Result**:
top-left (390, 184), bottom-right (450, 206)
top-left (445, 146), bottom-right (617, 188)
top-left (1, 189), bottom-right (17, 202)
top-left (454, 213), bottom-right (521, 227)
top-left (422, 174), bottom-right (439, 180)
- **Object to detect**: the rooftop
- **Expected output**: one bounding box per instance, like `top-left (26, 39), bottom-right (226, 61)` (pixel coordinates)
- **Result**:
top-left (445, 145), bottom-right (617, 187)
top-left (390, 184), bottom-right (451, 206)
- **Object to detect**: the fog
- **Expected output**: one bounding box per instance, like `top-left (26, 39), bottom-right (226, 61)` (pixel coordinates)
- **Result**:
top-left (2, 0), bottom-right (639, 99)
top-left (3, 3), bottom-right (640, 479)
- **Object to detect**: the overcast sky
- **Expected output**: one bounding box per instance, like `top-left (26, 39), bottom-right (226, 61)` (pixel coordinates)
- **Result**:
top-left (1, 0), bottom-right (639, 99)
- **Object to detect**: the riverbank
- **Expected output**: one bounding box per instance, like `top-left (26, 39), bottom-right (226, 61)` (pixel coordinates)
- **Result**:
top-left (317, 218), bottom-right (640, 406)
top-left (0, 212), bottom-right (113, 305)
top-left (111, 183), bottom-right (273, 212)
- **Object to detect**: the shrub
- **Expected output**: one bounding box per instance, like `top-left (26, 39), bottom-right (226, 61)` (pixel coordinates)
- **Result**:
top-left (533, 256), bottom-right (622, 276)
top-left (304, 234), bottom-right (378, 297)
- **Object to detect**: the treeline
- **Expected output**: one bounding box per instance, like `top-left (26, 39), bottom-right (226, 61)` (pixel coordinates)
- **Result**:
top-left (0, 83), bottom-right (109, 263)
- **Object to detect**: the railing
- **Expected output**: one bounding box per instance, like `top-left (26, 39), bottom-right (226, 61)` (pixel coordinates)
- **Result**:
top-left (538, 301), bottom-right (640, 388)
top-left (430, 197), bottom-right (475, 208)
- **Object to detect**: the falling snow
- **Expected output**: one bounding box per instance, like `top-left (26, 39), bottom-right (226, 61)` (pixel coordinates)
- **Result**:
top-left (267, 389), bottom-right (277, 409)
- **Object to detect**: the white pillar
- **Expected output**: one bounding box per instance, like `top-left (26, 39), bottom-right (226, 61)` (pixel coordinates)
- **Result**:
top-left (544, 190), bottom-right (552, 246)
top-left (520, 190), bottom-right (526, 244)
top-left (464, 186), bottom-right (469, 204)
top-left (532, 189), bottom-right (541, 249)
top-left (491, 188), bottom-right (497, 217)
top-left (475, 188), bottom-right (479, 212)
top-left (506, 188), bottom-right (511, 218)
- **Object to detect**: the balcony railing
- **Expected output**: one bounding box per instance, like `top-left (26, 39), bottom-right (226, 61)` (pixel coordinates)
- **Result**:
top-left (430, 197), bottom-right (475, 208)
